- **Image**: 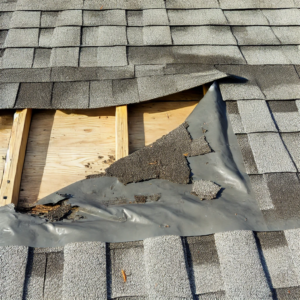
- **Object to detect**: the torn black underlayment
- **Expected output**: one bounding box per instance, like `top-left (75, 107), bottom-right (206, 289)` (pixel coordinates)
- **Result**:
top-left (0, 82), bottom-right (293, 248)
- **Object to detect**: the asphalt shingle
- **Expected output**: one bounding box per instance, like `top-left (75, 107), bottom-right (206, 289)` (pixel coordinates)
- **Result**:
top-left (113, 78), bottom-right (139, 105)
top-left (0, 83), bottom-right (19, 108)
top-left (41, 12), bottom-right (58, 28)
top-left (262, 9), bottom-right (300, 25)
top-left (51, 26), bottom-right (81, 47)
top-left (50, 47), bottom-right (79, 67)
top-left (127, 27), bottom-right (144, 45)
top-left (9, 11), bottom-right (40, 28)
top-left (16, 0), bottom-right (84, 10)
top-left (0, 69), bottom-right (51, 83)
top-left (171, 26), bottom-right (236, 45)
top-left (167, 9), bottom-right (227, 25)
top-left (143, 26), bottom-right (172, 45)
top-left (83, 10), bottom-right (126, 26)
top-left (226, 103), bottom-right (245, 134)
top-left (63, 242), bottom-right (107, 299)
top-left (224, 10), bottom-right (269, 25)
top-left (215, 231), bottom-right (272, 300)
top-left (82, 26), bottom-right (127, 46)
top-left (32, 48), bottom-right (51, 68)
top-left (237, 100), bottom-right (277, 133)
top-left (272, 112), bottom-right (300, 132)
top-left (0, 12), bottom-right (12, 30)
top-left (285, 229), bottom-right (300, 280)
top-left (248, 132), bottom-right (297, 173)
top-left (166, 0), bottom-right (220, 8)
top-left (220, 0), bottom-right (296, 9)
top-left (56, 10), bottom-right (82, 27)
top-left (84, 0), bottom-right (165, 9)
top-left (143, 9), bottom-right (169, 26)
top-left (39, 28), bottom-right (53, 47)
top-left (2, 48), bottom-right (34, 68)
top-left (272, 27), bottom-right (300, 44)
top-left (52, 81), bottom-right (89, 108)
top-left (4, 28), bottom-right (39, 47)
top-left (90, 80), bottom-right (113, 108)
top-left (144, 236), bottom-right (193, 299)
top-left (281, 133), bottom-right (300, 170)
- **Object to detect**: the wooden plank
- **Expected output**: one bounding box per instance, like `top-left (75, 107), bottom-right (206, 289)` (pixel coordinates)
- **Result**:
top-left (203, 84), bottom-right (210, 95)
top-left (115, 105), bottom-right (129, 160)
top-left (128, 101), bottom-right (198, 153)
top-left (0, 111), bottom-right (14, 186)
top-left (0, 109), bottom-right (32, 207)
top-left (19, 108), bottom-right (116, 208)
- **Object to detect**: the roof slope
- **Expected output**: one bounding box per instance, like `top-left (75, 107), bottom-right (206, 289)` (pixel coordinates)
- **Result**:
top-left (2, 230), bottom-right (300, 300)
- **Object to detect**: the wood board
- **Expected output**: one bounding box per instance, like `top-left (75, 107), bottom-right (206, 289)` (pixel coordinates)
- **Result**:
top-left (18, 108), bottom-right (116, 207)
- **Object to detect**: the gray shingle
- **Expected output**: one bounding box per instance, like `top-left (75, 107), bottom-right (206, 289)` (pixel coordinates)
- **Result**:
top-left (228, 113), bottom-right (245, 134)
top-left (143, 9), bottom-right (169, 25)
top-left (15, 83), bottom-right (52, 108)
top-left (0, 68), bottom-right (51, 83)
top-left (108, 242), bottom-right (146, 298)
top-left (113, 78), bottom-right (139, 105)
top-left (168, 9), bottom-right (227, 25)
top-left (256, 232), bottom-right (300, 289)
top-left (249, 174), bottom-right (274, 210)
top-left (269, 100), bottom-right (299, 112)
top-left (127, 27), bottom-right (144, 45)
top-left (50, 47), bottom-right (79, 67)
top-left (0, 30), bottom-right (7, 47)
top-left (90, 80), bottom-right (113, 108)
top-left (33, 48), bottom-right (51, 68)
top-left (272, 26), bottom-right (300, 44)
top-left (166, 0), bottom-right (220, 8)
top-left (2, 48), bottom-right (34, 68)
top-left (224, 10), bottom-right (269, 25)
top-left (220, 0), bottom-right (295, 9)
top-left (9, 11), bottom-right (40, 28)
top-left (56, 10), bottom-right (82, 26)
top-left (248, 132), bottom-right (297, 173)
top-left (237, 100), bottom-right (277, 133)
top-left (82, 26), bottom-right (127, 46)
top-left (51, 26), bottom-right (81, 47)
top-left (23, 251), bottom-right (46, 300)
top-left (44, 252), bottom-right (64, 300)
top-left (17, 0), bottom-right (84, 10)
top-left (144, 236), bottom-right (193, 299)
top-left (128, 46), bottom-right (245, 65)
top-left (84, 0), bottom-right (165, 9)
top-left (273, 112), bottom-right (300, 132)
top-left (135, 65), bottom-right (165, 77)
top-left (0, 246), bottom-right (28, 299)
top-left (4, 28), bottom-right (39, 47)
top-left (0, 83), bottom-right (18, 108)
top-left (127, 10), bottom-right (143, 26)
top-left (0, 12), bottom-right (12, 30)
top-left (80, 46), bottom-right (127, 67)
top-left (285, 229), bottom-right (300, 280)
top-left (281, 46), bottom-right (300, 65)
top-left (262, 9), bottom-right (300, 25)
top-left (39, 28), bottom-right (54, 47)
top-left (196, 291), bottom-right (226, 300)
top-left (63, 242), bottom-right (107, 300)
top-left (171, 26), bottom-right (236, 45)
top-left (241, 46), bottom-right (291, 64)
top-left (0, 2), bottom-right (17, 12)
top-left (52, 82), bottom-right (89, 108)
top-left (143, 26), bottom-right (172, 45)
top-left (233, 26), bottom-right (280, 46)
top-left (41, 11), bottom-right (58, 28)
top-left (236, 134), bottom-right (258, 174)
top-left (192, 180), bottom-right (221, 200)
top-left (281, 133), bottom-right (300, 170)
top-left (297, 100), bottom-right (300, 112)
top-left (83, 10), bottom-right (126, 26)
top-left (215, 231), bottom-right (272, 300)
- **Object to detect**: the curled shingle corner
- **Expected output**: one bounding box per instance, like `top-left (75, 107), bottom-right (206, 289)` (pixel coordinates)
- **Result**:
top-left (192, 180), bottom-right (221, 200)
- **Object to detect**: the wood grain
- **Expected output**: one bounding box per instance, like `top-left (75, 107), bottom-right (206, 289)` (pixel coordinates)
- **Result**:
top-left (19, 108), bottom-right (116, 207)
top-left (128, 101), bottom-right (198, 153)
top-left (0, 109), bottom-right (32, 206)
top-left (115, 106), bottom-right (129, 160)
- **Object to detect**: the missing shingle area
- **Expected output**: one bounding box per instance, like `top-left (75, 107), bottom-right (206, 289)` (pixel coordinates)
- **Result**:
top-left (105, 122), bottom-right (212, 185)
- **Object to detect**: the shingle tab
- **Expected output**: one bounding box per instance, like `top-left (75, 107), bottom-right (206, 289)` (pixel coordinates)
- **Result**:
top-left (15, 83), bottom-right (52, 108)
top-left (33, 48), bottom-right (51, 68)
top-left (39, 28), bottom-right (54, 47)
top-left (50, 47), bottom-right (79, 67)
top-left (9, 11), bottom-right (40, 28)
top-left (166, 0), bottom-right (220, 8)
top-left (143, 26), bottom-right (172, 45)
top-left (51, 26), bottom-right (81, 47)
top-left (82, 26), bottom-right (127, 46)
top-left (4, 28), bottom-right (39, 47)
top-left (56, 10), bottom-right (82, 27)
top-left (113, 78), bottom-right (139, 105)
top-left (248, 132), bottom-right (297, 173)
top-left (262, 9), bottom-right (300, 25)
top-left (127, 10), bottom-right (143, 26)
top-left (233, 27), bottom-right (280, 46)
top-left (143, 9), bottom-right (169, 25)
top-left (285, 229), bottom-right (300, 280)
top-left (272, 27), bottom-right (300, 44)
top-left (215, 231), bottom-right (272, 300)
top-left (171, 26), bottom-right (236, 45)
top-left (127, 27), bottom-right (143, 45)
top-left (168, 9), bottom-right (227, 25)
top-left (83, 10), bottom-right (126, 26)
top-left (272, 112), bottom-right (300, 132)
top-left (220, 0), bottom-right (295, 9)
top-left (0, 83), bottom-right (19, 108)
top-left (224, 10), bottom-right (269, 25)
top-left (0, 12), bottom-right (12, 30)
top-left (2, 48), bottom-right (34, 68)
top-left (63, 242), bottom-right (107, 300)
top-left (0, 246), bottom-right (28, 299)
top-left (237, 100), bottom-right (277, 133)
top-left (52, 82), bottom-right (89, 108)
top-left (0, 68), bottom-right (51, 83)
top-left (41, 12), bottom-right (58, 28)
top-left (17, 0), bottom-right (84, 10)
top-left (84, 0), bottom-right (165, 9)
top-left (281, 133), bottom-right (300, 170)
top-left (90, 80), bottom-right (113, 108)
top-left (144, 236), bottom-right (192, 299)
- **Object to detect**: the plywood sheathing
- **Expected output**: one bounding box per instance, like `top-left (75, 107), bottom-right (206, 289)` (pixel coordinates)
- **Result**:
top-left (18, 108), bottom-right (115, 208)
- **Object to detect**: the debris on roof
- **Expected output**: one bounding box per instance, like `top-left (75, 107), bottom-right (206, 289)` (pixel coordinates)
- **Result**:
top-left (192, 180), bottom-right (221, 200)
